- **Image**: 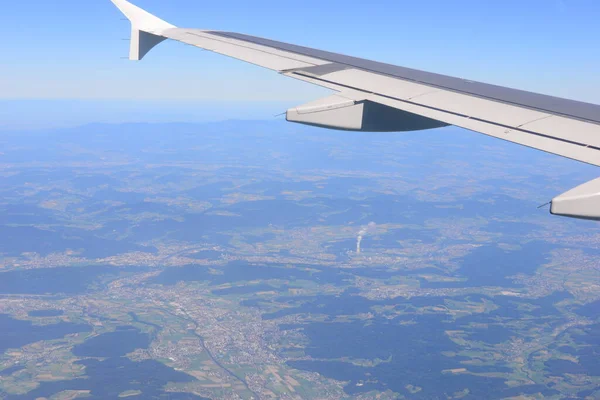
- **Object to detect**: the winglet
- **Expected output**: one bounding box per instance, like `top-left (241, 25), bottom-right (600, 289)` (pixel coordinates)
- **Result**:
top-left (110, 0), bottom-right (176, 60)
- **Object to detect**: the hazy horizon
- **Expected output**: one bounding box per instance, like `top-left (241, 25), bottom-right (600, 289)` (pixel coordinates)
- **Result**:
top-left (0, 99), bottom-right (301, 131)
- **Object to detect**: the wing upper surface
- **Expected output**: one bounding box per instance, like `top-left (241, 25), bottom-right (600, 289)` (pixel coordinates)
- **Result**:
top-left (159, 27), bottom-right (600, 166)
top-left (111, 0), bottom-right (600, 167)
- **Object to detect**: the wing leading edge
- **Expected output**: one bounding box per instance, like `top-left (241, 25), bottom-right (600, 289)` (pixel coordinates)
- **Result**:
top-left (110, 0), bottom-right (600, 221)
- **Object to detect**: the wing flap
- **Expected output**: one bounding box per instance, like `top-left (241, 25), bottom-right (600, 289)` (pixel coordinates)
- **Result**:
top-left (380, 94), bottom-right (600, 166)
top-left (289, 77), bottom-right (600, 165)
top-left (520, 116), bottom-right (600, 150)
top-left (413, 90), bottom-right (552, 127)
top-left (286, 69), bottom-right (600, 164)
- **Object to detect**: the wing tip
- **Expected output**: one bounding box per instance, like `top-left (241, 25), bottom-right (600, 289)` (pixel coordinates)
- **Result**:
top-left (110, 0), bottom-right (175, 60)
top-left (111, 0), bottom-right (176, 35)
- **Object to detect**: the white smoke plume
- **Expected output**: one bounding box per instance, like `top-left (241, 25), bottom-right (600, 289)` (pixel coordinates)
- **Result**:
top-left (356, 222), bottom-right (376, 254)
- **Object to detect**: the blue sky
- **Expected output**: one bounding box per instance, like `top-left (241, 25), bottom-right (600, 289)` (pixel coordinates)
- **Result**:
top-left (1, 0), bottom-right (599, 128)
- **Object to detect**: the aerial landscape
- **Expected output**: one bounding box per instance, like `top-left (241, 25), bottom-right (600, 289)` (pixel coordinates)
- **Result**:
top-left (1, 120), bottom-right (600, 399)
top-left (2, 0), bottom-right (600, 398)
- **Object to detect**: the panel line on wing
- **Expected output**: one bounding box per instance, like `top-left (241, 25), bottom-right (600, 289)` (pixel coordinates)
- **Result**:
top-left (406, 89), bottom-right (443, 101)
top-left (516, 115), bottom-right (554, 128)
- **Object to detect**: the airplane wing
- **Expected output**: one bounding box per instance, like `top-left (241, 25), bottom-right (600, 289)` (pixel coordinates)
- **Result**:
top-left (110, 0), bottom-right (600, 221)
